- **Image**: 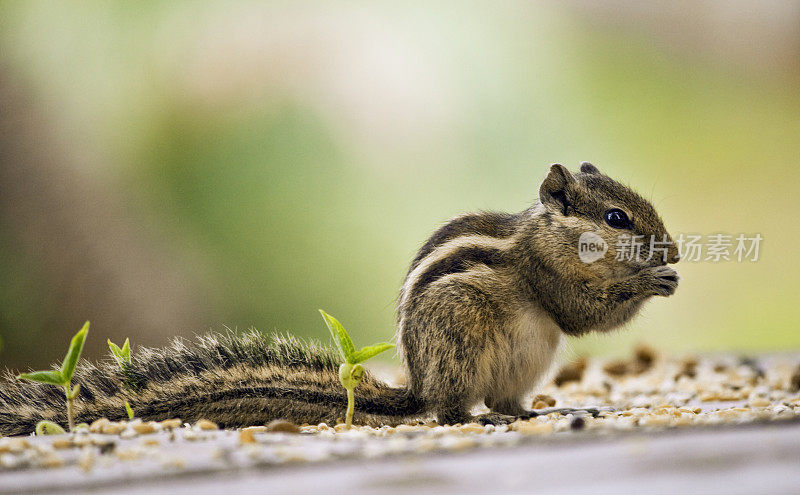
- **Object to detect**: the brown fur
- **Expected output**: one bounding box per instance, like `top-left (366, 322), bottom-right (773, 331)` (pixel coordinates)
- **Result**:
top-left (398, 162), bottom-right (679, 424)
top-left (0, 163), bottom-right (679, 434)
top-left (0, 332), bottom-right (421, 436)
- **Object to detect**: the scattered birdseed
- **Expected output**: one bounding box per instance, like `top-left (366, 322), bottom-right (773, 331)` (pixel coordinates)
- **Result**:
top-left (38, 453), bottom-right (64, 469)
top-left (8, 438), bottom-right (29, 453)
top-left (195, 420), bottom-right (219, 431)
top-left (0, 454), bottom-right (19, 469)
top-left (553, 357), bottom-right (586, 386)
top-left (633, 344), bottom-right (657, 372)
top-left (182, 430), bottom-right (199, 441)
top-left (394, 424), bottom-right (418, 434)
top-left (132, 422), bottom-right (158, 435)
top-left (748, 397), bottom-right (771, 408)
top-left (512, 421), bottom-right (553, 435)
top-left (790, 364), bottom-right (800, 392)
top-left (533, 394), bottom-right (557, 407)
top-left (160, 418), bottom-right (183, 429)
top-left (51, 438), bottom-right (73, 450)
top-left (115, 448), bottom-right (142, 461)
top-left (439, 436), bottom-right (476, 451)
top-left (101, 422), bottom-right (126, 435)
top-left (458, 423), bottom-right (485, 434)
top-left (2, 351), bottom-right (799, 482)
top-left (89, 418), bottom-right (110, 433)
top-left (266, 419), bottom-right (301, 434)
top-left (161, 456), bottom-right (187, 469)
top-left (603, 360), bottom-right (630, 377)
top-left (677, 356), bottom-right (699, 379)
top-left (72, 435), bottom-right (91, 448)
top-left (77, 448), bottom-right (95, 472)
top-left (239, 428), bottom-right (257, 444)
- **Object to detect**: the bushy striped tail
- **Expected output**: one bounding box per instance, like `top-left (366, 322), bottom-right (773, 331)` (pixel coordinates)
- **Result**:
top-left (0, 360), bottom-right (125, 437)
top-left (0, 331), bottom-right (425, 436)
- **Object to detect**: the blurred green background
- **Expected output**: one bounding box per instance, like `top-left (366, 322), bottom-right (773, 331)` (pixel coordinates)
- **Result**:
top-left (1, 2), bottom-right (799, 369)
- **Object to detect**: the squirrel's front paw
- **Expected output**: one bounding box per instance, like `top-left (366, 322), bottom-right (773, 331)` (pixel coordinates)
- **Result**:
top-left (640, 266), bottom-right (679, 296)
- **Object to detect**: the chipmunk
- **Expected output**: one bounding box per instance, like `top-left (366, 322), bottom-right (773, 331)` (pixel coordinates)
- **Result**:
top-left (397, 162), bottom-right (679, 424)
top-left (0, 162), bottom-right (679, 435)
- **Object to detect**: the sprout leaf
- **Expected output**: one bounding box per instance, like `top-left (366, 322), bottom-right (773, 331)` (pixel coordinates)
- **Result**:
top-left (349, 343), bottom-right (395, 364)
top-left (17, 370), bottom-right (65, 386)
top-left (108, 337), bottom-right (131, 367)
top-left (319, 309), bottom-right (355, 362)
top-left (60, 321), bottom-right (89, 381)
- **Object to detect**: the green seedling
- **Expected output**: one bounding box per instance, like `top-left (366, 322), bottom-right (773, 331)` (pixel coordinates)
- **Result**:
top-left (35, 420), bottom-right (66, 436)
top-left (319, 310), bottom-right (394, 429)
top-left (18, 321), bottom-right (89, 432)
top-left (108, 338), bottom-right (135, 419)
top-left (108, 338), bottom-right (131, 367)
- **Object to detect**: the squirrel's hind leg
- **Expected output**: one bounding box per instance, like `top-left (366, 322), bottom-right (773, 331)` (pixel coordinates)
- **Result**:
top-left (434, 396), bottom-right (520, 425)
top-left (435, 403), bottom-right (472, 425)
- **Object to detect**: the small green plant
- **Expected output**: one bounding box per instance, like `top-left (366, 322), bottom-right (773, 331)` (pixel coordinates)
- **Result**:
top-left (35, 421), bottom-right (66, 435)
top-left (108, 338), bottom-right (135, 419)
top-left (107, 338), bottom-right (131, 367)
top-left (17, 321), bottom-right (89, 432)
top-left (319, 310), bottom-right (394, 429)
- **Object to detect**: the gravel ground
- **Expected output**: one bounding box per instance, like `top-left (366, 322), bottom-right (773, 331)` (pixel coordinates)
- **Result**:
top-left (2, 348), bottom-right (800, 494)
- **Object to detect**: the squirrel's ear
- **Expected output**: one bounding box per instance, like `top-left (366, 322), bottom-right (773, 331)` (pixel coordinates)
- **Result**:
top-left (539, 163), bottom-right (576, 215)
top-left (580, 162), bottom-right (600, 174)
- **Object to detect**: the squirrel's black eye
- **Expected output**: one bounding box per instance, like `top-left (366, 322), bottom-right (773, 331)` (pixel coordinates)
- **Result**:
top-left (604, 208), bottom-right (631, 229)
